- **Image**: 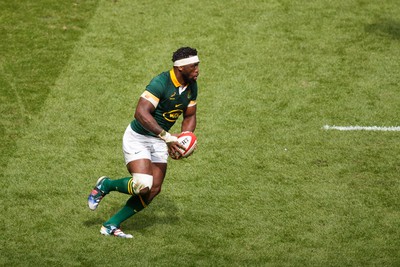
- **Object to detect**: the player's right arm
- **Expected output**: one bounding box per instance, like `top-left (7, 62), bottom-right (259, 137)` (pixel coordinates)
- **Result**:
top-left (134, 95), bottom-right (184, 157)
top-left (134, 97), bottom-right (163, 136)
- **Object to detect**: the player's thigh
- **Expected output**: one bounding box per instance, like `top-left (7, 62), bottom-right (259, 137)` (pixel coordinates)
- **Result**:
top-left (127, 159), bottom-right (153, 175)
top-left (146, 163), bottom-right (167, 203)
top-left (126, 160), bottom-right (167, 181)
top-left (151, 162), bottom-right (167, 189)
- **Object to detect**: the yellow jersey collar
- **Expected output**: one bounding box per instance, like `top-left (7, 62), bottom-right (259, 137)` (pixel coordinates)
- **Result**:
top-left (170, 69), bottom-right (182, 87)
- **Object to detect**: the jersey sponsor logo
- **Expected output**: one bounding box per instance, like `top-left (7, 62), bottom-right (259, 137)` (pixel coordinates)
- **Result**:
top-left (163, 109), bottom-right (183, 122)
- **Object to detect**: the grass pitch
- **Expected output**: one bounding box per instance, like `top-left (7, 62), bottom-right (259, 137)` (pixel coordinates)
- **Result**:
top-left (1, 0), bottom-right (400, 266)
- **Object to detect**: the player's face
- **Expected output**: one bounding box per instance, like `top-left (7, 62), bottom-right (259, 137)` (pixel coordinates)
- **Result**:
top-left (181, 63), bottom-right (200, 83)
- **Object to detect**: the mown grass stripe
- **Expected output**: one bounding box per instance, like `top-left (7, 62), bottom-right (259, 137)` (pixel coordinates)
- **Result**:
top-left (0, 0), bottom-right (100, 170)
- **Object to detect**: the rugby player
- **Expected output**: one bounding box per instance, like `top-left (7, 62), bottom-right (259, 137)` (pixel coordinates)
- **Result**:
top-left (87, 47), bottom-right (199, 238)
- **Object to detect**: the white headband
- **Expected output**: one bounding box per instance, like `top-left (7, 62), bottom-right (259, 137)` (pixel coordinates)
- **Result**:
top-left (173, 56), bottom-right (200, 67)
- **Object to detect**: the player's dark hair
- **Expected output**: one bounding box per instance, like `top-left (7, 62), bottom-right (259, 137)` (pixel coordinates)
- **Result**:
top-left (172, 47), bottom-right (198, 62)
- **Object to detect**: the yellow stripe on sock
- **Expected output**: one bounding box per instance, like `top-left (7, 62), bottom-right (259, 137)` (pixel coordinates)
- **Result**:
top-left (138, 194), bottom-right (147, 208)
top-left (128, 178), bottom-right (133, 195)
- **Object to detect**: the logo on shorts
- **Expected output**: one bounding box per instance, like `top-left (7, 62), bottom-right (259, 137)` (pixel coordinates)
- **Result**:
top-left (163, 109), bottom-right (183, 122)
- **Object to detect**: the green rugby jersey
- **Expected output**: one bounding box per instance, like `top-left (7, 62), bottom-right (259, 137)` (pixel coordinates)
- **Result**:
top-left (130, 69), bottom-right (198, 136)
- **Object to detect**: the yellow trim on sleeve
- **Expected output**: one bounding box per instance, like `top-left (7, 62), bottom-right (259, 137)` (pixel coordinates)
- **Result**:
top-left (188, 100), bottom-right (197, 107)
top-left (141, 91), bottom-right (159, 107)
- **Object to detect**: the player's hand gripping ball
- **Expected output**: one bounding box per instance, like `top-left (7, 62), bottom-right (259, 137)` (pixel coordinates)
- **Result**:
top-left (170, 132), bottom-right (197, 160)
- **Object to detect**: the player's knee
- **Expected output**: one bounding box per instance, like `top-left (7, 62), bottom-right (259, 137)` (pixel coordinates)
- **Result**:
top-left (139, 187), bottom-right (150, 195)
top-left (131, 173), bottom-right (153, 195)
top-left (152, 185), bottom-right (161, 196)
top-left (146, 184), bottom-right (161, 203)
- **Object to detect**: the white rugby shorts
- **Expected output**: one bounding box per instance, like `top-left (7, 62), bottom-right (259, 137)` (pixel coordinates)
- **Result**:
top-left (122, 125), bottom-right (169, 164)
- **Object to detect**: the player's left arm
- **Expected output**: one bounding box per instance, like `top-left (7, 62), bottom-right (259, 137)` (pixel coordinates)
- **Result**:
top-left (181, 104), bottom-right (196, 133)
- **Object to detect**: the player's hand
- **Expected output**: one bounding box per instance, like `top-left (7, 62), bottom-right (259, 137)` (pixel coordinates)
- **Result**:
top-left (158, 130), bottom-right (177, 143)
top-left (158, 130), bottom-right (185, 159)
top-left (167, 137), bottom-right (186, 159)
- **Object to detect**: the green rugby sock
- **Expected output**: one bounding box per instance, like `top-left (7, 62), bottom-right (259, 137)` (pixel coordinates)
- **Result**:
top-left (102, 177), bottom-right (132, 194)
top-left (103, 195), bottom-right (148, 227)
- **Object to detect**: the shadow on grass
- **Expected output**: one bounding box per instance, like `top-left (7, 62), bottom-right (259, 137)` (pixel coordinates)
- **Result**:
top-left (365, 19), bottom-right (400, 40)
top-left (1, 1), bottom-right (100, 180)
top-left (83, 194), bottom-right (180, 231)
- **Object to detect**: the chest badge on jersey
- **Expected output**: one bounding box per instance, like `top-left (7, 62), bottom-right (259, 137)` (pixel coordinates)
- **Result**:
top-left (163, 109), bottom-right (183, 122)
top-left (169, 92), bottom-right (176, 100)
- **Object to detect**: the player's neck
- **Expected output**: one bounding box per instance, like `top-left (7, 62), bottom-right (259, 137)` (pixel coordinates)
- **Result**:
top-left (173, 68), bottom-right (187, 86)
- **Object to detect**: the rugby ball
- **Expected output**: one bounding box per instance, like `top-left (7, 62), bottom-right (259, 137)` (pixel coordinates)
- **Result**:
top-left (176, 132), bottom-right (197, 158)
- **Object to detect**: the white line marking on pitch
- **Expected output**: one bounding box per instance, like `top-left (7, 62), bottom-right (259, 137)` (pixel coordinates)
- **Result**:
top-left (323, 125), bottom-right (400, 131)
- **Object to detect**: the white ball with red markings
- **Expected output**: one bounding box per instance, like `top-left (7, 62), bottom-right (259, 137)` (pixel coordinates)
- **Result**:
top-left (177, 132), bottom-right (197, 158)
